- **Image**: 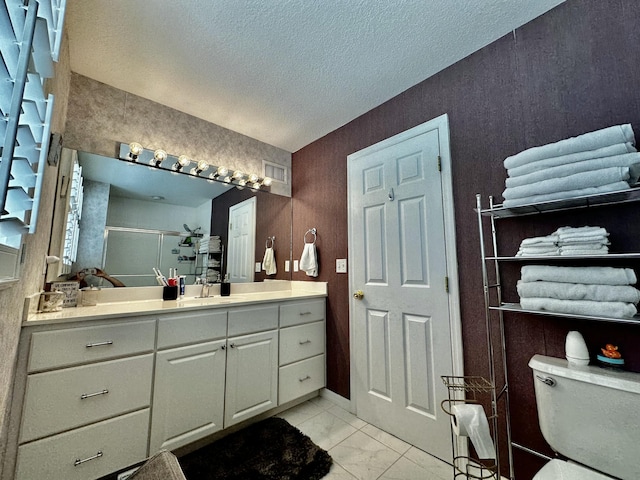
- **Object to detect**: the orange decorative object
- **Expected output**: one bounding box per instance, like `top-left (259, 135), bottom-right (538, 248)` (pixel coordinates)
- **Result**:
top-left (601, 344), bottom-right (622, 359)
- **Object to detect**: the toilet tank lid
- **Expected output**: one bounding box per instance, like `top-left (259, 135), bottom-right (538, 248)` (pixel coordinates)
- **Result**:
top-left (529, 354), bottom-right (640, 395)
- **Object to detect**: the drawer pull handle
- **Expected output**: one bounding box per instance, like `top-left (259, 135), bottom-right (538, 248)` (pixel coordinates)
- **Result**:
top-left (85, 341), bottom-right (113, 348)
top-left (299, 339), bottom-right (311, 345)
top-left (74, 451), bottom-right (103, 466)
top-left (299, 311), bottom-right (312, 316)
top-left (229, 343), bottom-right (236, 348)
top-left (299, 375), bottom-right (311, 382)
top-left (80, 389), bottom-right (109, 400)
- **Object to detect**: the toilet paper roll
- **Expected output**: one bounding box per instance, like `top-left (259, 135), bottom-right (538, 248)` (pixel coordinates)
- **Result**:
top-left (451, 404), bottom-right (496, 460)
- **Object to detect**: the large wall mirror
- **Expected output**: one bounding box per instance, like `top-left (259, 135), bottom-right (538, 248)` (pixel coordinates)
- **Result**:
top-left (47, 148), bottom-right (292, 288)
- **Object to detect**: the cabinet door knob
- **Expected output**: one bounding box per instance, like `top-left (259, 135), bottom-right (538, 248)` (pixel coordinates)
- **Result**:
top-left (221, 344), bottom-right (226, 350)
top-left (229, 343), bottom-right (236, 348)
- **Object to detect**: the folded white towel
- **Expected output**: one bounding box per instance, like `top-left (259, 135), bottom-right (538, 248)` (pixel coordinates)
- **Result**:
top-left (560, 243), bottom-right (609, 251)
top-left (521, 235), bottom-right (559, 246)
top-left (521, 265), bottom-right (637, 285)
top-left (518, 245), bottom-right (560, 254)
top-left (517, 280), bottom-right (640, 303)
top-left (503, 124), bottom-right (635, 170)
top-left (507, 143), bottom-right (637, 178)
top-left (520, 297), bottom-right (637, 319)
top-left (502, 181), bottom-right (630, 208)
top-left (300, 243), bottom-right (318, 277)
top-left (262, 247), bottom-right (277, 275)
top-left (559, 248), bottom-right (609, 256)
top-left (555, 226), bottom-right (607, 235)
top-left (560, 236), bottom-right (609, 245)
top-left (505, 153), bottom-right (640, 188)
top-left (555, 226), bottom-right (609, 240)
top-left (516, 250), bottom-right (560, 257)
top-left (502, 166), bottom-right (631, 200)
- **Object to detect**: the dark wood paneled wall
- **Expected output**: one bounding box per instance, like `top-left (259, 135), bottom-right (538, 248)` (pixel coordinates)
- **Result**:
top-left (291, 1), bottom-right (640, 478)
top-left (210, 189), bottom-right (291, 282)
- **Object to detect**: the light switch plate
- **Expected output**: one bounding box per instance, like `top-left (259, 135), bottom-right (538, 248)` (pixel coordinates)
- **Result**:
top-left (255, 262), bottom-right (262, 272)
top-left (285, 260), bottom-right (290, 272)
top-left (336, 258), bottom-right (347, 273)
top-left (293, 260), bottom-right (299, 272)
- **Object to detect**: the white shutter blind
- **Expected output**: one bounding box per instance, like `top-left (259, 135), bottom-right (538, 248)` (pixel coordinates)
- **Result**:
top-left (0, 0), bottom-right (64, 246)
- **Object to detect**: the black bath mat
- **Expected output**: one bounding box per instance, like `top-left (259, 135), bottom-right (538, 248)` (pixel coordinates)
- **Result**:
top-left (179, 417), bottom-right (332, 480)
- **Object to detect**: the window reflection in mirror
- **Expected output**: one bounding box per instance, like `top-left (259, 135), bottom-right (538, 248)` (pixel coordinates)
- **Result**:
top-left (47, 149), bottom-right (292, 287)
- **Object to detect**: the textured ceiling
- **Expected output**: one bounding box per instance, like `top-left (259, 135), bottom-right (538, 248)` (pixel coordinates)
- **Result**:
top-left (65, 0), bottom-right (565, 153)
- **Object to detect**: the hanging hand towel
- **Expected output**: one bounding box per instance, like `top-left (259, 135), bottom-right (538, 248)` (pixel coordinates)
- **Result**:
top-left (262, 247), bottom-right (277, 275)
top-left (300, 243), bottom-right (318, 277)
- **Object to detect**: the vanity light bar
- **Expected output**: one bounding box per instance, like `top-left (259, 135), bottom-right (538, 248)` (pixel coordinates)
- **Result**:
top-left (118, 143), bottom-right (272, 190)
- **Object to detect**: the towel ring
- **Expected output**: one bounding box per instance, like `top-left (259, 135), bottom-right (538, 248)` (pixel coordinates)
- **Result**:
top-left (265, 236), bottom-right (275, 249)
top-left (304, 228), bottom-right (316, 244)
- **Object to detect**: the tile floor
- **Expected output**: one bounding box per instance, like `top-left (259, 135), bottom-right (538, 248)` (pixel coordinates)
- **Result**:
top-left (276, 396), bottom-right (457, 480)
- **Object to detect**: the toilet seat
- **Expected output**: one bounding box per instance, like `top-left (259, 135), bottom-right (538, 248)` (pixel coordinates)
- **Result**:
top-left (533, 459), bottom-right (614, 480)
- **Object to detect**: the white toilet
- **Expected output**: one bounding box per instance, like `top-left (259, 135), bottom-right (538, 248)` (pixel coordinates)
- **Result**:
top-left (529, 354), bottom-right (640, 480)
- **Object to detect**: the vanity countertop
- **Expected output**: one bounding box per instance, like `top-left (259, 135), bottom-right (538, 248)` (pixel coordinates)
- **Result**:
top-left (24, 281), bottom-right (327, 326)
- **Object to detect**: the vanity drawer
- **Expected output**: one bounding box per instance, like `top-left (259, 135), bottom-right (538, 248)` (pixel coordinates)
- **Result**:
top-left (278, 354), bottom-right (325, 405)
top-left (157, 310), bottom-right (227, 349)
top-left (28, 319), bottom-right (155, 372)
top-left (279, 299), bottom-right (325, 328)
top-left (15, 409), bottom-right (149, 480)
top-left (20, 354), bottom-right (153, 443)
top-left (228, 305), bottom-right (279, 336)
top-left (279, 320), bottom-right (325, 366)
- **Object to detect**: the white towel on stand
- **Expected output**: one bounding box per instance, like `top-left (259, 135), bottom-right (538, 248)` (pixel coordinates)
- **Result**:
top-left (300, 243), bottom-right (318, 277)
top-left (503, 124), bottom-right (635, 170)
top-left (262, 247), bottom-right (277, 275)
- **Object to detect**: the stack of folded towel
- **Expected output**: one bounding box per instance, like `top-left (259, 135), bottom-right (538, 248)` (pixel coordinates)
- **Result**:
top-left (516, 226), bottom-right (610, 256)
top-left (556, 226), bottom-right (609, 255)
top-left (517, 265), bottom-right (640, 318)
top-left (502, 124), bottom-right (640, 208)
top-left (517, 234), bottom-right (560, 256)
top-left (198, 236), bottom-right (222, 254)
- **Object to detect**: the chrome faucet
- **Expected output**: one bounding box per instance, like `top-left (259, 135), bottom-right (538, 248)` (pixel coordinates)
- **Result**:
top-left (200, 281), bottom-right (212, 298)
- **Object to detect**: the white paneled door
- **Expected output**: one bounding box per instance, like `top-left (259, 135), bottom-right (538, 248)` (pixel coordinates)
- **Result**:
top-left (348, 115), bottom-right (457, 461)
top-left (227, 196), bottom-right (256, 283)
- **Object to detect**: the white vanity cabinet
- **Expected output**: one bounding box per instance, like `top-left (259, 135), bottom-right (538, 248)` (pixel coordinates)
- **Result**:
top-left (10, 318), bottom-right (155, 480)
top-left (150, 310), bottom-right (228, 452)
top-left (224, 305), bottom-right (279, 427)
top-left (278, 299), bottom-right (326, 404)
top-left (5, 292), bottom-right (327, 480)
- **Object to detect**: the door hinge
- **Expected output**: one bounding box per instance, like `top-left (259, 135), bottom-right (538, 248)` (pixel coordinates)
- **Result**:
top-left (445, 276), bottom-right (449, 293)
top-left (437, 155), bottom-right (442, 172)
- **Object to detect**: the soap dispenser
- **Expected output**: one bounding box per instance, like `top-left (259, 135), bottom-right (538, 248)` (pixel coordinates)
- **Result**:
top-left (221, 273), bottom-right (230, 297)
top-left (565, 331), bottom-right (590, 366)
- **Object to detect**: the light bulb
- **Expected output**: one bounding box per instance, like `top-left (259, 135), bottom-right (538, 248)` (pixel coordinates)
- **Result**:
top-left (150, 149), bottom-right (167, 167)
top-left (262, 177), bottom-right (272, 187)
top-left (190, 160), bottom-right (209, 176)
top-left (129, 142), bottom-right (143, 161)
top-left (233, 170), bottom-right (244, 180)
top-left (238, 178), bottom-right (246, 187)
top-left (249, 173), bottom-right (259, 183)
top-left (172, 155), bottom-right (191, 172)
top-left (216, 166), bottom-right (229, 177)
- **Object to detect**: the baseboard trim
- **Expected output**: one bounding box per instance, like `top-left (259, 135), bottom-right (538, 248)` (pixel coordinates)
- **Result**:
top-left (319, 388), bottom-right (352, 412)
